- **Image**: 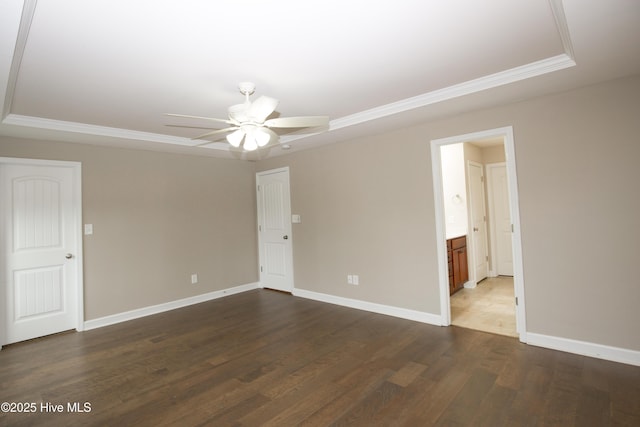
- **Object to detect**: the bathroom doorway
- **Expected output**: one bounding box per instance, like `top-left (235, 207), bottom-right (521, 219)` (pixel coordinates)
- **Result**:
top-left (430, 127), bottom-right (526, 341)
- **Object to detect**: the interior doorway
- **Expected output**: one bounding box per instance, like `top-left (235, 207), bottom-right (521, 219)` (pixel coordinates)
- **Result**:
top-left (430, 127), bottom-right (527, 341)
top-left (256, 167), bottom-right (294, 293)
top-left (1, 157), bottom-right (84, 348)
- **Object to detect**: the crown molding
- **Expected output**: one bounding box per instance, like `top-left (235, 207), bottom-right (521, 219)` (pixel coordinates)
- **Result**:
top-left (2, 0), bottom-right (577, 151)
top-left (1, 113), bottom-right (233, 150)
top-left (281, 53), bottom-right (576, 144)
top-left (549, 0), bottom-right (575, 60)
top-left (282, 1), bottom-right (576, 144)
top-left (0, 0), bottom-right (32, 120)
top-left (3, 52), bottom-right (576, 151)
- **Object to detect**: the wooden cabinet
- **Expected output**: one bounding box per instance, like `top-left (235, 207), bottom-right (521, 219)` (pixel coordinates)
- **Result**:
top-left (447, 235), bottom-right (468, 295)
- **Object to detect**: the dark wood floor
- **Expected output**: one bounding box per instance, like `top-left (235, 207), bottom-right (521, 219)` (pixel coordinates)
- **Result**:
top-left (1, 290), bottom-right (639, 426)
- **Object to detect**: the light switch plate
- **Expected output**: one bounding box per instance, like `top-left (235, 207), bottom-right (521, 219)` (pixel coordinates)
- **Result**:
top-left (84, 224), bottom-right (93, 235)
top-left (292, 214), bottom-right (301, 224)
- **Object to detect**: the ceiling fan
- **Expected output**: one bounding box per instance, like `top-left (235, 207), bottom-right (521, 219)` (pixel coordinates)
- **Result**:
top-left (166, 82), bottom-right (329, 151)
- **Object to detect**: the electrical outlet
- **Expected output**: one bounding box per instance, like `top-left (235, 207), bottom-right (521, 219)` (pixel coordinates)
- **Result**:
top-left (352, 275), bottom-right (359, 285)
top-left (191, 274), bottom-right (198, 284)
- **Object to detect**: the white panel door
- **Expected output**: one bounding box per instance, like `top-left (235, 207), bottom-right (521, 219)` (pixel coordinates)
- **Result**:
top-left (256, 168), bottom-right (293, 292)
top-left (467, 162), bottom-right (488, 283)
top-left (487, 163), bottom-right (513, 276)
top-left (1, 161), bottom-right (80, 345)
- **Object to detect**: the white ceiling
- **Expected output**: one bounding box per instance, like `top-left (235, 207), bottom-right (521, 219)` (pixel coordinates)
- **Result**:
top-left (1, 0), bottom-right (639, 159)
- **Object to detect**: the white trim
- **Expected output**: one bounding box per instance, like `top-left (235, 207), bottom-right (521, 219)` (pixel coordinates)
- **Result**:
top-left (83, 282), bottom-right (260, 331)
top-left (430, 127), bottom-right (528, 342)
top-left (0, 0), bottom-right (36, 119)
top-left (282, 54), bottom-right (575, 144)
top-left (527, 332), bottom-right (640, 367)
top-left (549, 0), bottom-right (575, 60)
top-left (293, 288), bottom-right (442, 326)
top-left (2, 1), bottom-right (575, 149)
top-left (2, 114), bottom-right (223, 149)
top-left (0, 156), bottom-right (84, 345)
top-left (430, 142), bottom-right (451, 327)
top-left (4, 54), bottom-right (576, 149)
top-left (463, 281), bottom-right (477, 289)
top-left (256, 167), bottom-right (294, 293)
top-left (503, 128), bottom-right (527, 340)
top-left (256, 166), bottom-right (290, 177)
top-left (72, 161), bottom-right (85, 331)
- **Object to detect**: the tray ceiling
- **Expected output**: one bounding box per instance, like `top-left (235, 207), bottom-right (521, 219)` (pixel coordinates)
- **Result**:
top-left (1, 0), bottom-right (639, 158)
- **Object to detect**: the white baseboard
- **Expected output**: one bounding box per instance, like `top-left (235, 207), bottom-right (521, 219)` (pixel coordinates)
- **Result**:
top-left (293, 288), bottom-right (443, 326)
top-left (81, 282), bottom-right (640, 368)
top-left (527, 332), bottom-right (640, 367)
top-left (84, 282), bottom-right (260, 331)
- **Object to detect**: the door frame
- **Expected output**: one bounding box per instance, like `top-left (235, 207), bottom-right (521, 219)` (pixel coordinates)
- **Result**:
top-left (430, 126), bottom-right (527, 342)
top-left (256, 166), bottom-right (294, 292)
top-left (0, 157), bottom-right (84, 349)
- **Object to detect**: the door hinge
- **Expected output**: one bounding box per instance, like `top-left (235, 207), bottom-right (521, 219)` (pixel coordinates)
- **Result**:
top-left (257, 185), bottom-right (261, 191)
top-left (515, 296), bottom-right (519, 306)
top-left (260, 265), bottom-right (263, 272)
top-left (259, 224), bottom-right (262, 232)
top-left (511, 224), bottom-right (514, 232)
top-left (486, 255), bottom-right (489, 261)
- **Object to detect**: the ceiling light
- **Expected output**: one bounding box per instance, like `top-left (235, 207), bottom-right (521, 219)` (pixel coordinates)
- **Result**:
top-left (167, 82), bottom-right (329, 153)
top-left (226, 129), bottom-right (244, 147)
top-left (243, 134), bottom-right (258, 151)
top-left (255, 128), bottom-right (271, 147)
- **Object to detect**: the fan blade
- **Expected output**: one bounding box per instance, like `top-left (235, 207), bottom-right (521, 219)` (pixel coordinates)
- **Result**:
top-left (191, 126), bottom-right (238, 140)
top-left (165, 113), bottom-right (233, 125)
top-left (194, 140), bottom-right (228, 147)
top-left (248, 96), bottom-right (279, 122)
top-left (165, 124), bottom-right (220, 130)
top-left (265, 116), bottom-right (329, 128)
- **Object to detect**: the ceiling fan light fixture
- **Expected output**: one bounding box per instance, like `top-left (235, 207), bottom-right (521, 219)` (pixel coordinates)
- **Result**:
top-left (226, 129), bottom-right (244, 147)
top-left (243, 134), bottom-right (258, 151)
top-left (254, 128), bottom-right (271, 147)
top-left (168, 82), bottom-right (328, 152)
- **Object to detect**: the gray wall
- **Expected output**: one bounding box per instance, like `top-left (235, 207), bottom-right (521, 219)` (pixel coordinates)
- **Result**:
top-left (257, 74), bottom-right (640, 351)
top-left (2, 74), bottom-right (638, 352)
top-left (0, 140), bottom-right (258, 319)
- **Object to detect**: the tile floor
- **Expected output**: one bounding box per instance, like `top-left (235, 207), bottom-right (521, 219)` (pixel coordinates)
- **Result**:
top-left (450, 276), bottom-right (517, 337)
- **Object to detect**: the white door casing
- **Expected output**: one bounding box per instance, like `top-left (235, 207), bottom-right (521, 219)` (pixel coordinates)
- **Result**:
top-left (256, 168), bottom-right (294, 292)
top-left (431, 126), bottom-right (527, 341)
top-left (487, 163), bottom-right (514, 276)
top-left (467, 161), bottom-right (489, 284)
top-left (1, 158), bottom-right (83, 347)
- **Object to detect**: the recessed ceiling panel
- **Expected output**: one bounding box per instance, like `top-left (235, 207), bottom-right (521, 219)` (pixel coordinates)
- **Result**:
top-left (11, 0), bottom-right (564, 138)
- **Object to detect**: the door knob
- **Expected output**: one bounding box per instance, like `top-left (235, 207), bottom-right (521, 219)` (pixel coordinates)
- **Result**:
top-left (65, 253), bottom-right (73, 259)
top-left (473, 227), bottom-right (479, 232)
top-left (283, 235), bottom-right (288, 240)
